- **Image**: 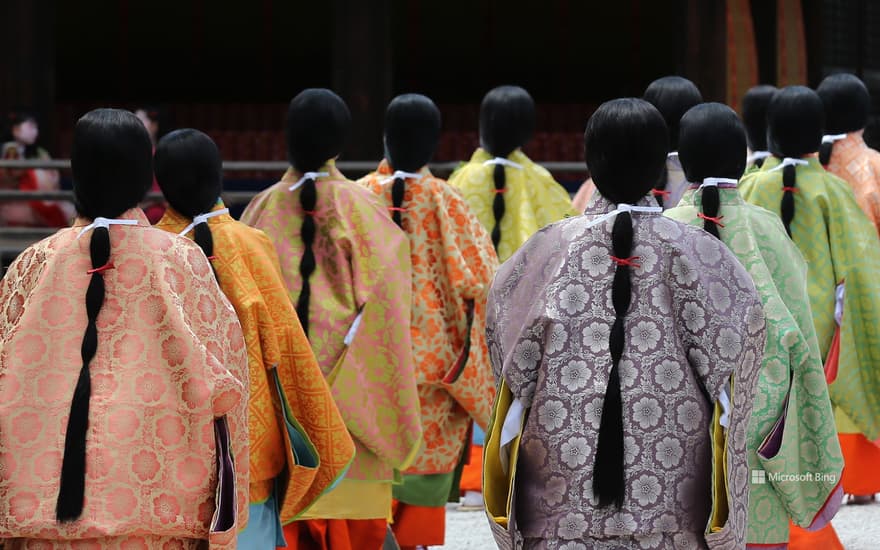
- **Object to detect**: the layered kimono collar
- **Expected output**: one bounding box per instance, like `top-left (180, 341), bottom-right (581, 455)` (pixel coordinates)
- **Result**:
top-left (73, 208), bottom-right (150, 236)
top-left (824, 130), bottom-right (866, 152)
top-left (375, 158), bottom-right (432, 182)
top-left (759, 154), bottom-right (823, 173)
top-left (470, 147), bottom-right (529, 170)
top-left (583, 193), bottom-right (661, 217)
top-left (281, 159), bottom-right (344, 191)
top-left (681, 184), bottom-right (745, 209)
top-left (158, 200), bottom-right (233, 234)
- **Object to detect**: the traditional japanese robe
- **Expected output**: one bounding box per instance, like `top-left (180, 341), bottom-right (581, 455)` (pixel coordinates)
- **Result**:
top-left (823, 131), bottom-right (880, 237)
top-left (156, 204), bottom-right (354, 531)
top-left (448, 148), bottom-right (577, 263)
top-left (240, 162), bottom-right (423, 521)
top-left (485, 195), bottom-right (766, 549)
top-left (666, 185), bottom-right (843, 548)
top-left (740, 157), bottom-right (880, 447)
top-left (0, 208), bottom-right (249, 549)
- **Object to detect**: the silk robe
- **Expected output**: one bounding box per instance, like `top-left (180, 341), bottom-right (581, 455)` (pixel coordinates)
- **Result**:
top-left (824, 131), bottom-right (880, 237)
top-left (740, 157), bottom-right (880, 443)
top-left (156, 204), bottom-right (354, 523)
top-left (666, 186), bottom-right (843, 548)
top-left (241, 162), bottom-right (423, 520)
top-left (0, 208), bottom-right (249, 549)
top-left (448, 148), bottom-right (576, 263)
top-left (486, 195), bottom-right (765, 549)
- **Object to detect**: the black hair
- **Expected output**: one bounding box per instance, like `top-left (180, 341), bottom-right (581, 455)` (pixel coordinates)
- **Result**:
top-left (767, 86), bottom-right (824, 237)
top-left (154, 128), bottom-right (223, 265)
top-left (742, 85), bottom-right (777, 165)
top-left (58, 108), bottom-right (153, 522)
top-left (678, 103), bottom-right (747, 239)
top-left (584, 98), bottom-right (668, 509)
top-left (5, 109), bottom-right (40, 158)
top-left (286, 89), bottom-right (350, 337)
top-left (643, 76), bottom-right (703, 206)
top-left (817, 73), bottom-right (870, 165)
top-left (479, 85), bottom-right (536, 250)
top-left (384, 93), bottom-right (441, 228)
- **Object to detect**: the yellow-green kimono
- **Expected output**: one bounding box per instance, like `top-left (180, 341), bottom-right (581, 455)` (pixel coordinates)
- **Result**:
top-left (740, 156), bottom-right (880, 443)
top-left (448, 148), bottom-right (577, 262)
top-left (666, 184), bottom-right (843, 547)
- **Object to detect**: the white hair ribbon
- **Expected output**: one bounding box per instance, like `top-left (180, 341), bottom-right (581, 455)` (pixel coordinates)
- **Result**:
top-left (483, 157), bottom-right (524, 170)
top-left (289, 171), bottom-right (329, 191)
top-left (582, 203), bottom-right (663, 231)
top-left (769, 158), bottom-right (809, 172)
top-left (822, 134), bottom-right (848, 144)
top-left (76, 217), bottom-right (139, 240)
top-left (700, 177), bottom-right (739, 189)
top-left (747, 151), bottom-right (771, 164)
top-left (380, 170), bottom-right (424, 185)
top-left (179, 208), bottom-right (230, 236)
top-left (667, 151), bottom-right (679, 159)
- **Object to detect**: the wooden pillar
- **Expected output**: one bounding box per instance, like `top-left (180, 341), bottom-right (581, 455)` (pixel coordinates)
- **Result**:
top-left (332, 0), bottom-right (392, 160)
top-left (681, 0), bottom-right (727, 103)
top-left (0, 0), bottom-right (56, 146)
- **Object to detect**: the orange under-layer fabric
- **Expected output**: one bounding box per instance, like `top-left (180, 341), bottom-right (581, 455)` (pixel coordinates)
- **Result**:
top-left (391, 500), bottom-right (446, 547)
top-left (839, 433), bottom-right (880, 495)
top-left (460, 444), bottom-right (484, 493)
top-left (788, 522), bottom-right (843, 550)
top-left (278, 519), bottom-right (387, 550)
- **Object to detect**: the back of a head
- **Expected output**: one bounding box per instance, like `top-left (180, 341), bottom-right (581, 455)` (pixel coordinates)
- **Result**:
top-left (71, 108), bottom-right (153, 220)
top-left (817, 73), bottom-right (870, 134)
top-left (742, 85), bottom-right (778, 151)
top-left (678, 103), bottom-right (747, 182)
top-left (767, 86), bottom-right (824, 157)
top-left (585, 98), bottom-right (669, 204)
top-left (643, 76), bottom-right (703, 151)
top-left (385, 93), bottom-right (442, 172)
top-left (155, 129), bottom-right (223, 218)
top-left (479, 85), bottom-right (535, 157)
top-left (286, 88), bottom-right (351, 173)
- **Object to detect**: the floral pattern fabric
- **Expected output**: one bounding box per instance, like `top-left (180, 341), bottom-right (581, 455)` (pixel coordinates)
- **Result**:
top-left (359, 161), bottom-right (498, 474)
top-left (486, 195), bottom-right (765, 549)
top-left (448, 148), bottom-right (577, 263)
top-left (156, 204), bottom-right (354, 521)
top-left (740, 157), bottom-right (880, 441)
top-left (824, 131), bottom-right (880, 237)
top-left (667, 187), bottom-right (843, 546)
top-left (0, 209), bottom-right (249, 548)
top-left (240, 164), bottom-right (423, 489)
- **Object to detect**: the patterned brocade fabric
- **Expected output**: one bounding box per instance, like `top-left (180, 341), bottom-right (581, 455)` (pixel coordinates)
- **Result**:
top-left (240, 164), bottom-right (423, 485)
top-left (0, 209), bottom-right (249, 547)
top-left (667, 188), bottom-right (843, 546)
top-left (487, 195), bottom-right (765, 548)
top-left (740, 157), bottom-right (880, 441)
top-left (156, 204), bottom-right (354, 521)
top-left (824, 131), bottom-right (880, 238)
top-left (359, 161), bottom-right (499, 474)
top-left (448, 148), bottom-right (577, 263)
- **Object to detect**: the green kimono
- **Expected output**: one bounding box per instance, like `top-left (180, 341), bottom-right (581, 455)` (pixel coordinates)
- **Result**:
top-left (740, 157), bottom-right (880, 442)
top-left (666, 185), bottom-right (843, 546)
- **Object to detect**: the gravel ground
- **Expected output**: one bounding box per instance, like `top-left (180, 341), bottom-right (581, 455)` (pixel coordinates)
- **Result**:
top-left (438, 497), bottom-right (880, 549)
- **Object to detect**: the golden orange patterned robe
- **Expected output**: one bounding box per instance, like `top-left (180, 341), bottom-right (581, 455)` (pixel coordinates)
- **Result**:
top-left (360, 161), bottom-right (498, 475)
top-left (156, 204), bottom-right (354, 522)
top-left (0, 208), bottom-right (249, 549)
top-left (824, 131), bottom-right (880, 236)
top-left (241, 163), bottom-right (423, 520)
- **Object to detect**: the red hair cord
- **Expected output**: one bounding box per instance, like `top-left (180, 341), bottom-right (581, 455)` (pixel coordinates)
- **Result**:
top-left (207, 255), bottom-right (218, 261)
top-left (697, 213), bottom-right (725, 227)
top-left (388, 206), bottom-right (407, 212)
top-left (87, 261), bottom-right (115, 274)
top-left (609, 255), bottom-right (641, 269)
top-left (492, 188), bottom-right (507, 194)
top-left (782, 187), bottom-right (799, 193)
top-left (651, 189), bottom-right (671, 198)
top-left (303, 210), bottom-right (316, 216)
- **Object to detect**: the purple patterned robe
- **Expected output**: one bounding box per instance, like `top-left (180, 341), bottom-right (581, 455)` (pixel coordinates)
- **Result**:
top-left (486, 195), bottom-right (766, 549)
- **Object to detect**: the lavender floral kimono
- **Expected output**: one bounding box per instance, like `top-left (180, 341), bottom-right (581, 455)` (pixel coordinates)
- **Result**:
top-left (485, 195), bottom-right (766, 550)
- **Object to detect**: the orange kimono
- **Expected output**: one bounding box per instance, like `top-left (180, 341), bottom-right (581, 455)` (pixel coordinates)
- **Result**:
top-left (360, 162), bottom-right (498, 547)
top-left (0, 208), bottom-right (249, 549)
top-left (156, 205), bottom-right (354, 531)
top-left (241, 163), bottom-right (423, 548)
top-left (822, 130), bottom-right (880, 499)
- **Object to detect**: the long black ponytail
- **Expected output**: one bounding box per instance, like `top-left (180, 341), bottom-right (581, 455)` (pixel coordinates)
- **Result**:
top-left (781, 164), bottom-right (796, 237)
top-left (491, 164), bottom-right (506, 249)
top-left (700, 184), bottom-right (722, 240)
top-left (818, 74), bottom-right (871, 166)
top-left (59, 108), bottom-right (153, 521)
top-left (297, 175), bottom-right (319, 336)
top-left (391, 175), bottom-right (405, 228)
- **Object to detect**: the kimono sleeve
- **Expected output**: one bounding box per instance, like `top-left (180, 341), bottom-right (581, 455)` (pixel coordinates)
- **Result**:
top-left (333, 190), bottom-right (423, 470)
top-left (0, 243), bottom-right (48, 338)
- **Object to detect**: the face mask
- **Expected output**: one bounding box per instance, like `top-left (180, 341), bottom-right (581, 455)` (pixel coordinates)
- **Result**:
top-left (14, 121), bottom-right (38, 145)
